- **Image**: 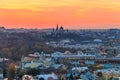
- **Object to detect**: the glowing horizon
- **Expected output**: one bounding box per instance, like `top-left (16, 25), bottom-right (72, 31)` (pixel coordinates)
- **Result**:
top-left (0, 0), bottom-right (120, 29)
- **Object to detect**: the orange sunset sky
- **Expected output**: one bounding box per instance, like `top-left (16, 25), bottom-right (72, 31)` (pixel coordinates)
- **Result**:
top-left (0, 0), bottom-right (120, 29)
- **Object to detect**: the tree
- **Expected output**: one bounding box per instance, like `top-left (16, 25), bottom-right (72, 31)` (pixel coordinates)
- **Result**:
top-left (26, 68), bottom-right (40, 76)
top-left (17, 69), bottom-right (25, 79)
top-left (39, 78), bottom-right (45, 80)
top-left (69, 73), bottom-right (74, 80)
top-left (3, 68), bottom-right (7, 78)
top-left (8, 63), bottom-right (16, 79)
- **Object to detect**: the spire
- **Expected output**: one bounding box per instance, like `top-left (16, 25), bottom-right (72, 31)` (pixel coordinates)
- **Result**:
top-left (56, 24), bottom-right (59, 31)
top-left (60, 26), bottom-right (63, 30)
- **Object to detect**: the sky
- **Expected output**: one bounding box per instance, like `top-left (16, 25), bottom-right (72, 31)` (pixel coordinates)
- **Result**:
top-left (0, 0), bottom-right (120, 29)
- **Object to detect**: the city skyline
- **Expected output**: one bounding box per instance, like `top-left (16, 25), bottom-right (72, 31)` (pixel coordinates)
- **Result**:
top-left (0, 0), bottom-right (120, 29)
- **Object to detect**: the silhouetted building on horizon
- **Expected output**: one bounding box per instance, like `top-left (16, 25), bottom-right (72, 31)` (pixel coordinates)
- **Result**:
top-left (52, 24), bottom-right (68, 34)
